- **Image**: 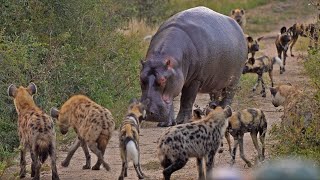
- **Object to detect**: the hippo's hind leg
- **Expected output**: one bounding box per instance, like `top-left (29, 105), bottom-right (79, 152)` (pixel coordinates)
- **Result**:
top-left (176, 81), bottom-right (201, 124)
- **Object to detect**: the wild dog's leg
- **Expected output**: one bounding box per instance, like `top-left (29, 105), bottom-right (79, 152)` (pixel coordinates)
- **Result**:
top-left (163, 158), bottom-right (188, 180)
top-left (61, 138), bottom-right (81, 167)
top-left (19, 145), bottom-right (27, 178)
top-left (239, 135), bottom-right (252, 167)
top-left (118, 151), bottom-right (127, 180)
top-left (134, 147), bottom-right (144, 179)
top-left (88, 141), bottom-right (110, 171)
top-left (176, 81), bottom-right (201, 124)
top-left (282, 50), bottom-right (288, 72)
top-left (205, 150), bottom-right (216, 178)
top-left (277, 48), bottom-right (284, 74)
top-left (259, 128), bottom-right (267, 161)
top-left (30, 149), bottom-right (36, 177)
top-left (49, 143), bottom-right (60, 180)
top-left (290, 38), bottom-right (298, 57)
top-left (250, 131), bottom-right (262, 161)
top-left (260, 76), bottom-right (266, 97)
top-left (80, 140), bottom-right (91, 169)
top-left (225, 132), bottom-right (232, 155)
top-left (196, 158), bottom-right (205, 180)
top-left (230, 135), bottom-right (239, 166)
top-left (253, 74), bottom-right (261, 92)
top-left (137, 149), bottom-right (145, 177)
top-left (268, 70), bottom-right (274, 87)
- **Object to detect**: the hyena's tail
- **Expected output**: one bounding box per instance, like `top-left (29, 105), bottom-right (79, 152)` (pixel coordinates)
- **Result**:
top-left (272, 56), bottom-right (283, 68)
top-left (35, 136), bottom-right (51, 163)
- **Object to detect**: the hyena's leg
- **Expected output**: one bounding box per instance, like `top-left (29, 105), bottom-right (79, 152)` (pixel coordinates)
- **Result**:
top-left (92, 135), bottom-right (110, 170)
top-left (205, 150), bottom-right (216, 178)
top-left (49, 143), bottom-right (60, 180)
top-left (290, 38), bottom-right (298, 57)
top-left (33, 150), bottom-right (41, 180)
top-left (61, 138), bottom-right (81, 167)
top-left (160, 155), bottom-right (172, 169)
top-left (230, 136), bottom-right (239, 166)
top-left (88, 141), bottom-right (110, 171)
top-left (163, 157), bottom-right (188, 180)
top-left (239, 135), bottom-right (252, 167)
top-left (80, 140), bottom-right (91, 169)
top-left (19, 145), bottom-right (27, 178)
top-left (196, 158), bottom-right (205, 180)
top-left (250, 131), bottom-right (262, 162)
top-left (30, 149), bottom-right (36, 177)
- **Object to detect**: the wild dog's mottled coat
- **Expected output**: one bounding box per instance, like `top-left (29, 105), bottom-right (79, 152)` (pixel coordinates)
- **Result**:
top-left (305, 23), bottom-right (319, 49)
top-left (247, 36), bottom-right (264, 58)
top-left (230, 9), bottom-right (246, 30)
top-left (8, 83), bottom-right (59, 180)
top-left (51, 95), bottom-right (115, 171)
top-left (270, 84), bottom-right (313, 133)
top-left (287, 23), bottom-right (307, 57)
top-left (118, 99), bottom-right (147, 180)
top-left (242, 55), bottom-right (283, 97)
top-left (227, 108), bottom-right (267, 167)
top-left (275, 26), bottom-right (292, 74)
top-left (157, 106), bottom-right (232, 180)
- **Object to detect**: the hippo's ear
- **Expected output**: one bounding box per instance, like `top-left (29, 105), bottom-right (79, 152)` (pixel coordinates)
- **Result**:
top-left (240, 9), bottom-right (245, 15)
top-left (164, 58), bottom-right (175, 69)
top-left (7, 84), bottom-right (17, 97)
top-left (27, 82), bottom-right (37, 95)
top-left (224, 106), bottom-right (233, 118)
top-left (280, 26), bottom-right (287, 34)
top-left (257, 36), bottom-right (264, 41)
top-left (247, 36), bottom-right (253, 43)
top-left (50, 107), bottom-right (60, 119)
top-left (231, 9), bottom-right (235, 15)
top-left (270, 87), bottom-right (277, 96)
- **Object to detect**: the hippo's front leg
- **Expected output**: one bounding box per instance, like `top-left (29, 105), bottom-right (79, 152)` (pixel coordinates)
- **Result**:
top-left (176, 81), bottom-right (201, 124)
top-left (157, 103), bottom-right (176, 127)
top-left (219, 84), bottom-right (237, 108)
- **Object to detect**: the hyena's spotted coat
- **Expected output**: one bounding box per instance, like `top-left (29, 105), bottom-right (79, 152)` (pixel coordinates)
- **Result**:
top-left (8, 83), bottom-right (59, 180)
top-left (230, 8), bottom-right (246, 30)
top-left (157, 106), bottom-right (232, 180)
top-left (51, 95), bottom-right (115, 171)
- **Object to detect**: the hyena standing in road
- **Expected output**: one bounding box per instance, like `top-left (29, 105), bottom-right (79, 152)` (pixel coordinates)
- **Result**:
top-left (157, 105), bottom-right (232, 180)
top-left (275, 26), bottom-right (292, 74)
top-left (230, 8), bottom-right (246, 30)
top-left (8, 83), bottom-right (59, 180)
top-left (50, 95), bottom-right (115, 171)
top-left (118, 98), bottom-right (148, 180)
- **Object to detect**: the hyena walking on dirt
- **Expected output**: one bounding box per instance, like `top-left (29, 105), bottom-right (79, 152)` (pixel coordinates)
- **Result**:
top-left (118, 98), bottom-right (148, 180)
top-left (50, 95), bottom-right (115, 171)
top-left (157, 105), bottom-right (232, 180)
top-left (8, 83), bottom-right (59, 180)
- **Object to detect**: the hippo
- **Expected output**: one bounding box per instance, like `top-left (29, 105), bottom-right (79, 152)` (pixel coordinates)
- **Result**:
top-left (140, 6), bottom-right (247, 126)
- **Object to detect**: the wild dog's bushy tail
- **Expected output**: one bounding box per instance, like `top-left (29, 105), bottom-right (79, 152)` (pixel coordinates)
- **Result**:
top-left (35, 136), bottom-right (51, 163)
top-left (259, 111), bottom-right (268, 137)
top-left (272, 56), bottom-right (283, 68)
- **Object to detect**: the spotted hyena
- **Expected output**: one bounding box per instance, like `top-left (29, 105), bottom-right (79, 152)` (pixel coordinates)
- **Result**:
top-left (227, 108), bottom-right (267, 167)
top-left (8, 83), bottom-right (59, 180)
top-left (50, 95), bottom-right (115, 171)
top-left (230, 8), bottom-right (246, 30)
top-left (157, 105), bottom-right (232, 180)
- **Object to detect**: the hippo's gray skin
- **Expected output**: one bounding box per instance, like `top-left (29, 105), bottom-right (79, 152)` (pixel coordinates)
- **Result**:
top-left (140, 6), bottom-right (247, 127)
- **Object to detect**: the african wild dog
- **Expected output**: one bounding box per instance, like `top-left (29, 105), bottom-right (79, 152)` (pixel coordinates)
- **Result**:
top-left (118, 98), bottom-right (147, 180)
top-left (305, 23), bottom-right (319, 49)
top-left (287, 23), bottom-right (307, 57)
top-left (8, 83), bottom-right (59, 180)
top-left (230, 9), bottom-right (246, 30)
top-left (247, 36), bottom-right (264, 58)
top-left (275, 26), bottom-right (292, 74)
top-left (227, 108), bottom-right (267, 167)
top-left (242, 55), bottom-right (283, 97)
top-left (157, 105), bottom-right (232, 180)
top-left (50, 95), bottom-right (115, 171)
top-left (270, 84), bottom-right (313, 133)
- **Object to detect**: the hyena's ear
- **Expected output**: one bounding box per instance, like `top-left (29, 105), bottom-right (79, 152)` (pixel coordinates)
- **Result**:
top-left (224, 106), bottom-right (232, 118)
top-left (231, 9), bottom-right (235, 15)
top-left (257, 36), bottom-right (264, 41)
top-left (280, 26), bottom-right (287, 34)
top-left (7, 84), bottom-right (17, 97)
top-left (247, 36), bottom-right (254, 43)
top-left (270, 87), bottom-right (277, 96)
top-left (193, 109), bottom-right (202, 119)
top-left (50, 107), bottom-right (60, 119)
top-left (27, 82), bottom-right (37, 95)
top-left (240, 9), bottom-right (245, 15)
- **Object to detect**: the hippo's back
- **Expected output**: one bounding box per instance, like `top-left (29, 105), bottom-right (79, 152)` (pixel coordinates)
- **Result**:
top-left (151, 6), bottom-right (247, 92)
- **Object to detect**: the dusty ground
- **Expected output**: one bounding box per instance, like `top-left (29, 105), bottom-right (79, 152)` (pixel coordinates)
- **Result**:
top-left (2, 2), bottom-right (316, 180)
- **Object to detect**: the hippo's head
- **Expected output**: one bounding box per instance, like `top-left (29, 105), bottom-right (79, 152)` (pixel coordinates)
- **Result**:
top-left (140, 56), bottom-right (184, 122)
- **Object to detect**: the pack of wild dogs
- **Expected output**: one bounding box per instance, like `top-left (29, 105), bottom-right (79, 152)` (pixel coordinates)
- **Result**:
top-left (6, 6), bottom-right (318, 180)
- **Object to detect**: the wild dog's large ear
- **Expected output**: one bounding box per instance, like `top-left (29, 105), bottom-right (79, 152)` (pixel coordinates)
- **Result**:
top-left (50, 107), bottom-right (59, 119)
top-left (224, 106), bottom-right (232, 118)
top-left (231, 9), bottom-right (235, 15)
top-left (248, 57), bottom-right (255, 65)
top-left (270, 87), bottom-right (277, 96)
top-left (280, 26), bottom-right (287, 34)
top-left (7, 84), bottom-right (17, 97)
top-left (257, 36), bottom-right (264, 41)
top-left (247, 36), bottom-right (254, 43)
top-left (27, 82), bottom-right (37, 95)
top-left (164, 58), bottom-right (175, 69)
top-left (193, 109), bottom-right (202, 119)
top-left (240, 9), bottom-right (245, 15)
